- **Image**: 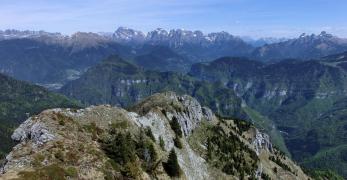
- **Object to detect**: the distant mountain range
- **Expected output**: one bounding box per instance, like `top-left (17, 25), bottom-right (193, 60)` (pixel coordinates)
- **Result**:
top-left (1, 28), bottom-right (347, 89)
top-left (1, 28), bottom-right (347, 62)
top-left (252, 31), bottom-right (347, 62)
top-left (112, 27), bottom-right (253, 60)
top-left (0, 28), bottom-right (254, 62)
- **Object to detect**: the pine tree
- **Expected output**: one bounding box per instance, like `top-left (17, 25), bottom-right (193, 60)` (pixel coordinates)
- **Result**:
top-left (164, 149), bottom-right (180, 177)
top-left (170, 117), bottom-right (183, 137)
top-left (102, 132), bottom-right (137, 167)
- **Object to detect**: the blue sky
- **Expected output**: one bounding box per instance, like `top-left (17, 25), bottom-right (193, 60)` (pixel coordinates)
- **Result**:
top-left (0, 0), bottom-right (346, 38)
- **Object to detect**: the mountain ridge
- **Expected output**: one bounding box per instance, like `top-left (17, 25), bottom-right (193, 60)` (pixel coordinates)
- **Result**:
top-left (252, 31), bottom-right (347, 62)
top-left (0, 92), bottom-right (310, 179)
top-left (0, 73), bottom-right (81, 160)
top-left (2, 28), bottom-right (347, 64)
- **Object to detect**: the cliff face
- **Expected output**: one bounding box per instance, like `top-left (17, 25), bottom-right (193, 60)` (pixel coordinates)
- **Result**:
top-left (60, 56), bottom-right (245, 119)
top-left (189, 56), bottom-right (347, 177)
top-left (1, 92), bottom-right (308, 180)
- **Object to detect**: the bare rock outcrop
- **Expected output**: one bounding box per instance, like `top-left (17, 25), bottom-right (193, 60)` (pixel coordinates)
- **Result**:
top-left (252, 129), bottom-right (273, 155)
top-left (11, 117), bottom-right (55, 146)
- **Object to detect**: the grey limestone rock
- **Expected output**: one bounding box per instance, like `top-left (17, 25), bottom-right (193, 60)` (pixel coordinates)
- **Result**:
top-left (11, 117), bottom-right (55, 146)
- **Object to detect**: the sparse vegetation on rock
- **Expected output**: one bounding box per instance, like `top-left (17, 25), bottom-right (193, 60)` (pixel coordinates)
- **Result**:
top-left (0, 92), bottom-right (309, 180)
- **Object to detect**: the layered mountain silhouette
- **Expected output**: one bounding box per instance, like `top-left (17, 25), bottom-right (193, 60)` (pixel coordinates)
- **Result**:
top-left (1, 28), bottom-right (347, 88)
top-left (1, 28), bottom-right (347, 178)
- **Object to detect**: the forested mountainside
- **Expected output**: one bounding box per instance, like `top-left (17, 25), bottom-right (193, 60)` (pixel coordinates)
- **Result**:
top-left (0, 92), bottom-right (310, 180)
top-left (0, 38), bottom-right (132, 88)
top-left (60, 56), bottom-right (245, 119)
top-left (189, 53), bottom-right (347, 177)
top-left (0, 73), bottom-right (80, 160)
top-left (59, 52), bottom-right (347, 177)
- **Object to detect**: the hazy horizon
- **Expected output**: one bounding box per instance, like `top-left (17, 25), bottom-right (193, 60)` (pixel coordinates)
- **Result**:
top-left (1, 26), bottom-right (344, 40)
top-left (0, 0), bottom-right (346, 38)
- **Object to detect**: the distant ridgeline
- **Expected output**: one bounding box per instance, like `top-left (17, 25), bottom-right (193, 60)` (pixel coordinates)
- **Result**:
top-left (0, 29), bottom-right (347, 89)
top-left (60, 55), bottom-right (246, 119)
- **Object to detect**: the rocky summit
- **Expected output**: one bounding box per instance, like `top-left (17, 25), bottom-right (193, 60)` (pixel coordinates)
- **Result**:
top-left (0, 92), bottom-right (308, 180)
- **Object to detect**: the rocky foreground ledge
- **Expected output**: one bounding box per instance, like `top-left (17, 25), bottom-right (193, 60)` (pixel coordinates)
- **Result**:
top-left (0, 92), bottom-right (308, 180)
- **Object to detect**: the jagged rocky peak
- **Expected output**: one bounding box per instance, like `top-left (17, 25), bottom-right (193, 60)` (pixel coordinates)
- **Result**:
top-left (318, 31), bottom-right (333, 38)
top-left (0, 29), bottom-right (63, 40)
top-left (68, 32), bottom-right (111, 51)
top-left (1, 92), bottom-right (309, 179)
top-left (297, 31), bottom-right (343, 42)
top-left (207, 31), bottom-right (234, 42)
top-left (167, 29), bottom-right (203, 47)
top-left (146, 28), bottom-right (170, 43)
top-left (113, 27), bottom-right (146, 43)
top-left (168, 29), bottom-right (204, 39)
top-left (293, 31), bottom-right (347, 52)
top-left (251, 129), bottom-right (273, 155)
top-left (279, 31), bottom-right (347, 46)
top-left (110, 27), bottom-right (249, 47)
